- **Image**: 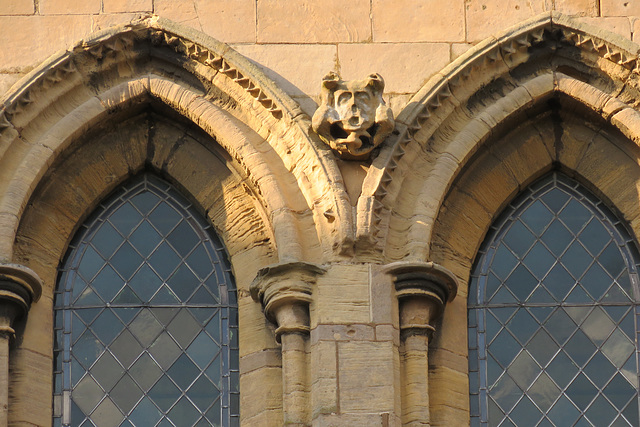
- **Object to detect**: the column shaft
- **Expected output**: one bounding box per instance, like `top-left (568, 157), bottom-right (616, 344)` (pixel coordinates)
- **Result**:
top-left (0, 333), bottom-right (8, 427)
top-left (402, 334), bottom-right (430, 426)
top-left (281, 332), bottom-right (310, 426)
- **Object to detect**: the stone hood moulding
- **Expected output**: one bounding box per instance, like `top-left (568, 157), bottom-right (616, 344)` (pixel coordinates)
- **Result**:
top-left (312, 72), bottom-right (395, 160)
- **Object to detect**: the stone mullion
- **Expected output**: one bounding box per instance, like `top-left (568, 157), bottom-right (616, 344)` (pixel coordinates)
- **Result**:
top-left (385, 261), bottom-right (458, 427)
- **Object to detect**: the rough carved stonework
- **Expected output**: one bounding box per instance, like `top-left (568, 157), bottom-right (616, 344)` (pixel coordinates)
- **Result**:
top-left (312, 72), bottom-right (394, 160)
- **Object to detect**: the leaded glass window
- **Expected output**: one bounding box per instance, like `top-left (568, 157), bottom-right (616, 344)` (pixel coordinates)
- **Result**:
top-left (53, 174), bottom-right (239, 427)
top-left (469, 173), bottom-right (640, 427)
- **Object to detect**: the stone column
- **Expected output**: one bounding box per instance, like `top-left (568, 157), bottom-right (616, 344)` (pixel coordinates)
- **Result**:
top-left (250, 262), bottom-right (325, 426)
top-left (384, 261), bottom-right (458, 427)
top-left (0, 264), bottom-right (42, 426)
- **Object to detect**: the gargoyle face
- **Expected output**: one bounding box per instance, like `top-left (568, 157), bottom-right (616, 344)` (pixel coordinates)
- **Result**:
top-left (312, 73), bottom-right (395, 160)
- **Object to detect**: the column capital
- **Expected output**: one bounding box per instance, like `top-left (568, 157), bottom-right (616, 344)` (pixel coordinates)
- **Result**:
top-left (384, 261), bottom-right (458, 337)
top-left (0, 263), bottom-right (43, 335)
top-left (250, 262), bottom-right (326, 340)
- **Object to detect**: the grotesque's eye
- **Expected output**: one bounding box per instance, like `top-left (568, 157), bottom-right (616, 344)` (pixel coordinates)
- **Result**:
top-left (337, 92), bottom-right (352, 105)
top-left (355, 91), bottom-right (370, 104)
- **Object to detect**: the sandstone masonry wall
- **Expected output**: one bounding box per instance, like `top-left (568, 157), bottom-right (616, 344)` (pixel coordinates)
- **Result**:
top-left (1, 1), bottom-right (639, 114)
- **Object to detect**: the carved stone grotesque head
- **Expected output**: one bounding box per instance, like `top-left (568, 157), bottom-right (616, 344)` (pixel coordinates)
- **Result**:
top-left (312, 72), bottom-right (394, 160)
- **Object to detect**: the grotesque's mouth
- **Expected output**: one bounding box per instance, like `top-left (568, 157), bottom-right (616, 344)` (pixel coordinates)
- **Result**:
top-left (329, 122), bottom-right (380, 155)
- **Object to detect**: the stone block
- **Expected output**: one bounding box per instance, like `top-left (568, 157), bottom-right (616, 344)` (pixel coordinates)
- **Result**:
top-left (311, 324), bottom-right (375, 343)
top-left (10, 349), bottom-right (52, 425)
top-left (103, 0), bottom-right (152, 13)
top-left (370, 264), bottom-right (397, 325)
top-left (632, 20), bottom-right (640, 43)
top-left (240, 366), bottom-right (283, 424)
top-left (0, 16), bottom-right (92, 70)
top-left (311, 340), bottom-right (338, 416)
top-left (0, 73), bottom-right (22, 96)
top-left (233, 44), bottom-right (337, 96)
top-left (338, 341), bottom-right (397, 413)
top-left (40, 0), bottom-right (100, 14)
top-left (372, 0), bottom-right (465, 42)
top-left (240, 348), bottom-right (282, 374)
top-left (0, 0), bottom-right (33, 14)
top-left (91, 13), bottom-right (140, 31)
top-left (338, 43), bottom-right (450, 94)
top-left (579, 17), bottom-right (631, 38)
top-left (313, 412), bottom-right (401, 426)
top-left (451, 43), bottom-right (474, 60)
top-left (428, 366), bottom-right (469, 411)
top-left (465, 0), bottom-right (546, 42)
top-left (311, 264), bottom-right (370, 326)
top-left (197, 0), bottom-right (256, 43)
top-left (375, 324), bottom-right (399, 347)
top-left (257, 0), bottom-right (370, 43)
top-left (554, 0), bottom-right (598, 15)
top-left (155, 0), bottom-right (199, 27)
top-left (489, 122), bottom-right (552, 186)
top-left (601, 0), bottom-right (640, 16)
top-left (238, 287), bottom-right (279, 356)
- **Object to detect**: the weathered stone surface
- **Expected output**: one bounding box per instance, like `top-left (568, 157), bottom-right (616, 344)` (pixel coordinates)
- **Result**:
top-left (312, 264), bottom-right (370, 326)
top-left (372, 0), bottom-right (465, 42)
top-left (312, 72), bottom-right (395, 160)
top-left (310, 340), bottom-right (338, 418)
top-left (233, 44), bottom-right (337, 96)
top-left (257, 0), bottom-right (370, 43)
top-left (0, 0), bottom-right (33, 15)
top-left (554, 0), bottom-right (598, 15)
top-left (40, 0), bottom-right (100, 14)
top-left (339, 43), bottom-right (450, 93)
top-left (197, 0), bottom-right (256, 42)
top-left (450, 43), bottom-right (474, 60)
top-left (103, 0), bottom-right (151, 13)
top-left (314, 412), bottom-right (401, 426)
top-left (3, 7), bottom-right (640, 427)
top-left (0, 74), bottom-right (22, 97)
top-left (579, 16), bottom-right (631, 38)
top-left (91, 13), bottom-right (140, 31)
top-left (601, 0), bottom-right (640, 16)
top-left (9, 349), bottom-right (51, 425)
top-left (241, 366), bottom-right (284, 424)
top-left (0, 16), bottom-right (92, 70)
top-left (465, 0), bottom-right (546, 42)
top-left (338, 341), bottom-right (398, 413)
top-left (311, 324), bottom-right (375, 343)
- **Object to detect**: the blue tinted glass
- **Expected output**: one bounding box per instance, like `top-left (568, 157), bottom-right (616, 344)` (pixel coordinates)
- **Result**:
top-left (469, 173), bottom-right (640, 426)
top-left (54, 174), bottom-right (239, 426)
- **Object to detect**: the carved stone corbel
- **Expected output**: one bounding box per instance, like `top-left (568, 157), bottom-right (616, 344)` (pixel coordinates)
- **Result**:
top-left (312, 72), bottom-right (394, 160)
top-left (250, 262), bottom-right (326, 426)
top-left (384, 261), bottom-right (458, 427)
top-left (0, 264), bottom-right (42, 426)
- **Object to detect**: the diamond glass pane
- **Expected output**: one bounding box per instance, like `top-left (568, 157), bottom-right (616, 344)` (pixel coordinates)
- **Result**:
top-left (54, 174), bottom-right (239, 426)
top-left (469, 173), bottom-right (640, 427)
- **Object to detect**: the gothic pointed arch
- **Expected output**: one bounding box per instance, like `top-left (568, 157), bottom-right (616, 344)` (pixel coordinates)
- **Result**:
top-left (357, 12), bottom-right (640, 264)
top-left (352, 12), bottom-right (640, 426)
top-left (0, 17), bottom-right (350, 425)
top-left (0, 16), bottom-right (352, 268)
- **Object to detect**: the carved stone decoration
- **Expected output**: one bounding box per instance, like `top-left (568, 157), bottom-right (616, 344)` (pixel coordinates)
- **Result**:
top-left (0, 263), bottom-right (42, 426)
top-left (312, 72), bottom-right (395, 160)
top-left (250, 261), bottom-right (326, 426)
top-left (384, 261), bottom-right (458, 426)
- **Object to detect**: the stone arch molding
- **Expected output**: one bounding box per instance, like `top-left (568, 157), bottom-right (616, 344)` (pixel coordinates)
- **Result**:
top-left (360, 12), bottom-right (640, 261)
top-left (0, 16), bottom-right (352, 266)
